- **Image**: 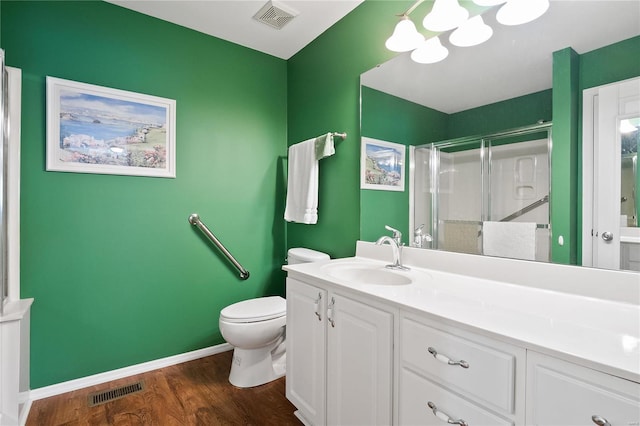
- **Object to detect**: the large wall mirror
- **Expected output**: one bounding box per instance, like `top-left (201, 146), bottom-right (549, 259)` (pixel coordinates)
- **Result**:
top-left (360, 1), bottom-right (640, 270)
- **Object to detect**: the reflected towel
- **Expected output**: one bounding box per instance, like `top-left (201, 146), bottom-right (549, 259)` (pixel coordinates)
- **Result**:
top-left (482, 221), bottom-right (536, 260)
top-left (284, 134), bottom-right (335, 224)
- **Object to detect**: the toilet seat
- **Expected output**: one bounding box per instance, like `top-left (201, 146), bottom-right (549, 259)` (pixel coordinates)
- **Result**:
top-left (220, 296), bottom-right (286, 323)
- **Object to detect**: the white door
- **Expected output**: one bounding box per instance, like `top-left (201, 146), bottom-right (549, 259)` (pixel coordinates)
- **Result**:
top-left (285, 278), bottom-right (327, 426)
top-left (326, 293), bottom-right (394, 426)
top-left (583, 77), bottom-right (640, 271)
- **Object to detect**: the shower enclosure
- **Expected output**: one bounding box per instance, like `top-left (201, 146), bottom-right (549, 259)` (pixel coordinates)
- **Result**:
top-left (410, 123), bottom-right (552, 262)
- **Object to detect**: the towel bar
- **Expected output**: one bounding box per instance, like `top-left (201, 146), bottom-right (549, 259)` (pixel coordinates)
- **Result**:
top-left (188, 214), bottom-right (250, 280)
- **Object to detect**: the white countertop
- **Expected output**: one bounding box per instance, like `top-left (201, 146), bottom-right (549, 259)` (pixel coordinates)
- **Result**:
top-left (284, 246), bottom-right (640, 383)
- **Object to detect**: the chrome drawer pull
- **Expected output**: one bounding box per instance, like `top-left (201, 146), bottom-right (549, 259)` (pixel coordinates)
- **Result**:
top-left (591, 415), bottom-right (611, 426)
top-left (327, 297), bottom-right (335, 327)
top-left (314, 292), bottom-right (322, 321)
top-left (428, 347), bottom-right (470, 368)
top-left (427, 401), bottom-right (468, 426)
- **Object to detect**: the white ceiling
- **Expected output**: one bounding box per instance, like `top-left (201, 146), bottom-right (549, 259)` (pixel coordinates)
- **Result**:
top-left (362, 1), bottom-right (640, 114)
top-left (106, 0), bottom-right (364, 60)
top-left (106, 1), bottom-right (639, 113)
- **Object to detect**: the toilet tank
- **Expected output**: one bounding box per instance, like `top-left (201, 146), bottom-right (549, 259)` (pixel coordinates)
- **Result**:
top-left (287, 248), bottom-right (329, 265)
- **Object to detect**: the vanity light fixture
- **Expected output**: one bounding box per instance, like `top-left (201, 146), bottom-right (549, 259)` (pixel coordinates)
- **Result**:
top-left (449, 15), bottom-right (493, 47)
top-left (422, 0), bottom-right (469, 32)
top-left (620, 119), bottom-right (638, 134)
top-left (411, 36), bottom-right (449, 64)
top-left (384, 0), bottom-right (550, 65)
top-left (496, 0), bottom-right (550, 26)
top-left (385, 15), bottom-right (425, 52)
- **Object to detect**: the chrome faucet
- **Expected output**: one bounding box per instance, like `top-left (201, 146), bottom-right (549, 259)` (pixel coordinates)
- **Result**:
top-left (376, 225), bottom-right (409, 270)
top-left (412, 224), bottom-right (433, 248)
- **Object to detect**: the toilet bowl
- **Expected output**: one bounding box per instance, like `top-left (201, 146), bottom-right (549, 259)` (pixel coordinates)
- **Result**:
top-left (219, 248), bottom-right (329, 388)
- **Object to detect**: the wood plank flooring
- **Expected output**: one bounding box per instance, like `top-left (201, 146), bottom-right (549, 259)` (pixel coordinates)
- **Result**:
top-left (26, 350), bottom-right (302, 425)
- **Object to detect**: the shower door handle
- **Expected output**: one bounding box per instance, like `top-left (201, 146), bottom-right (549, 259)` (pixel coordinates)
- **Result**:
top-left (601, 231), bottom-right (614, 242)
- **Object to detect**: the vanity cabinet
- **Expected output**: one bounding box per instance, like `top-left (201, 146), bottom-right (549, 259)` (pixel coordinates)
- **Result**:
top-left (398, 313), bottom-right (526, 425)
top-left (526, 351), bottom-right (640, 426)
top-left (286, 277), bottom-right (394, 426)
top-left (284, 248), bottom-right (640, 426)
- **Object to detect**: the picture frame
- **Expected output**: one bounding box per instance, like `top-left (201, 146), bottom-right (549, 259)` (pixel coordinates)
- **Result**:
top-left (46, 76), bottom-right (176, 178)
top-left (361, 137), bottom-right (405, 191)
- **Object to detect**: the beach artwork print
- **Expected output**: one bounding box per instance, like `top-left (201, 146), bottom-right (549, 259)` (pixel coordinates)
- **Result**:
top-left (361, 137), bottom-right (405, 191)
top-left (46, 77), bottom-right (176, 178)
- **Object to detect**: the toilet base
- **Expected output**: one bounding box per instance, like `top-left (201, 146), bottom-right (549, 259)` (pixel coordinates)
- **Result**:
top-left (228, 346), bottom-right (285, 388)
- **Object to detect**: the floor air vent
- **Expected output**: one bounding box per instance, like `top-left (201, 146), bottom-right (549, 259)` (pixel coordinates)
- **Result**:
top-left (253, 1), bottom-right (299, 30)
top-left (88, 381), bottom-right (144, 407)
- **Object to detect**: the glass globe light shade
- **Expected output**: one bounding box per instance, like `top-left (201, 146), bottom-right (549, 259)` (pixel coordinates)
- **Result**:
top-left (450, 15), bottom-right (493, 47)
top-left (411, 36), bottom-right (449, 64)
top-left (619, 119), bottom-right (638, 134)
top-left (496, 0), bottom-right (550, 26)
top-left (385, 16), bottom-right (425, 52)
top-left (423, 0), bottom-right (469, 32)
top-left (472, 0), bottom-right (506, 6)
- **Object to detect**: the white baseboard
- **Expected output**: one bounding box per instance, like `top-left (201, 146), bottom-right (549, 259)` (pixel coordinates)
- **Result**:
top-left (28, 343), bottom-right (233, 402)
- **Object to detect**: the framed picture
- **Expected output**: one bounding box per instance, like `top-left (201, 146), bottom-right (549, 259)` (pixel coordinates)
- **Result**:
top-left (46, 77), bottom-right (176, 178)
top-left (361, 137), bottom-right (405, 191)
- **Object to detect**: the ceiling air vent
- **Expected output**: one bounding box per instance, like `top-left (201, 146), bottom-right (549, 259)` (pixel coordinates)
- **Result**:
top-left (253, 1), bottom-right (299, 30)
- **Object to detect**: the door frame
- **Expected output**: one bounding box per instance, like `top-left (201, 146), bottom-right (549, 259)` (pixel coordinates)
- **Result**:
top-left (582, 76), bottom-right (640, 268)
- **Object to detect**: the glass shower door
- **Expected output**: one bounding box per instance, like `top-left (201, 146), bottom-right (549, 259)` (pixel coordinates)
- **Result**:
top-left (412, 138), bottom-right (484, 255)
top-left (486, 131), bottom-right (551, 262)
top-left (411, 124), bottom-right (552, 262)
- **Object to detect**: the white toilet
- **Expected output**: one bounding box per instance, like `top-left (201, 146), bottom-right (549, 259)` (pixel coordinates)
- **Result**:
top-left (219, 247), bottom-right (329, 388)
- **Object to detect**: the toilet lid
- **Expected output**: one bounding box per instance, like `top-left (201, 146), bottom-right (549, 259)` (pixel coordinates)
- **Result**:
top-left (220, 296), bottom-right (286, 323)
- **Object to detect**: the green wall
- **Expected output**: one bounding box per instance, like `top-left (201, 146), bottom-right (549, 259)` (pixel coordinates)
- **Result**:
top-left (2, 1), bottom-right (287, 388)
top-left (551, 48), bottom-right (580, 264)
top-left (286, 1), bottom-right (405, 258)
top-left (2, 0), bottom-right (639, 390)
top-left (448, 90), bottom-right (553, 138)
top-left (360, 86), bottom-right (448, 243)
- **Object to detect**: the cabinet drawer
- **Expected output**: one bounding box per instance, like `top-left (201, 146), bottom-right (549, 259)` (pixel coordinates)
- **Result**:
top-left (401, 317), bottom-right (520, 414)
top-left (399, 367), bottom-right (513, 426)
top-left (527, 351), bottom-right (640, 426)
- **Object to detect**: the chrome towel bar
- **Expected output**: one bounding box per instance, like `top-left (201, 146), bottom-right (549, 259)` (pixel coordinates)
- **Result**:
top-left (188, 213), bottom-right (250, 280)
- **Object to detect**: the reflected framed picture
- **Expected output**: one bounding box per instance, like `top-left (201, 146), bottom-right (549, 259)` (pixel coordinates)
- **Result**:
top-left (46, 76), bottom-right (176, 178)
top-left (361, 137), bottom-right (405, 191)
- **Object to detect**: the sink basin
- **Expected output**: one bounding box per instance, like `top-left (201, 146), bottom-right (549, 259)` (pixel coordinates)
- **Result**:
top-left (323, 262), bottom-right (413, 286)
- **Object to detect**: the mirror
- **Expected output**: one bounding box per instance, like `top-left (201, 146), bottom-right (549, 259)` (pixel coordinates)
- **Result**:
top-left (360, 0), bottom-right (640, 265)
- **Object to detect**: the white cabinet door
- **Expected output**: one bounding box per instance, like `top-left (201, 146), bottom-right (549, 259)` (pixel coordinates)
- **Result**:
top-left (286, 278), bottom-right (394, 426)
top-left (286, 278), bottom-right (327, 426)
top-left (326, 293), bottom-right (394, 426)
top-left (526, 351), bottom-right (640, 426)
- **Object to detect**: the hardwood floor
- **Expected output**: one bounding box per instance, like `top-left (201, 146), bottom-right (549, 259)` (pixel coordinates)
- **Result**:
top-left (26, 350), bottom-right (302, 425)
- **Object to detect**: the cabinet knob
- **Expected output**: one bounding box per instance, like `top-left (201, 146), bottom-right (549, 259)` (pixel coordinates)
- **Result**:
top-left (591, 415), bottom-right (611, 426)
top-left (427, 401), bottom-right (468, 426)
top-left (428, 347), bottom-right (469, 369)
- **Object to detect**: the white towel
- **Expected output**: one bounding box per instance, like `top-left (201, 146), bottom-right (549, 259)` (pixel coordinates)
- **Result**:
top-left (482, 221), bottom-right (537, 261)
top-left (284, 134), bottom-right (335, 224)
